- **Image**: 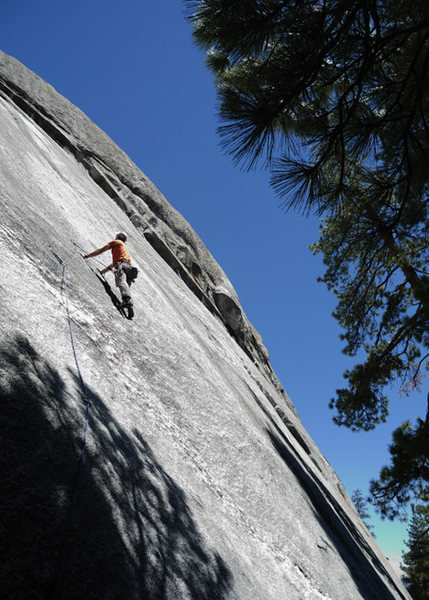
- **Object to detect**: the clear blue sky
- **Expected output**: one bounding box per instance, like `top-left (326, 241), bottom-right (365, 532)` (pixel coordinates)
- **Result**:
top-left (2, 0), bottom-right (425, 570)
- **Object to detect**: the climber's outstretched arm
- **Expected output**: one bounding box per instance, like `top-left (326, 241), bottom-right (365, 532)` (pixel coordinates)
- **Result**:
top-left (81, 244), bottom-right (111, 259)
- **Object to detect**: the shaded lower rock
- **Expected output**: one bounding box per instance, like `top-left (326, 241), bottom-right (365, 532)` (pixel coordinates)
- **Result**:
top-left (0, 335), bottom-right (233, 600)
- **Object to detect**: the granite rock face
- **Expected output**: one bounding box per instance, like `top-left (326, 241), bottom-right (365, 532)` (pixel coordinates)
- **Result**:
top-left (0, 50), bottom-right (285, 405)
top-left (0, 50), bottom-right (410, 599)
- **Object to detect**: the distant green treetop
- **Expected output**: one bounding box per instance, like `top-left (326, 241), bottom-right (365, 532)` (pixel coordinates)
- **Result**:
top-left (351, 488), bottom-right (375, 535)
top-left (401, 503), bottom-right (429, 599)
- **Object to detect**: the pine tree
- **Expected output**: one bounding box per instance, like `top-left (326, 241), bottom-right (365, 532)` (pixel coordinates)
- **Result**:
top-left (369, 411), bottom-right (429, 520)
top-left (401, 504), bottom-right (429, 599)
top-left (351, 489), bottom-right (375, 535)
top-left (187, 0), bottom-right (429, 517)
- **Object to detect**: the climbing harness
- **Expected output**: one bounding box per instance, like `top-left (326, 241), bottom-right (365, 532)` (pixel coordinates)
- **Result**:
top-left (71, 240), bottom-right (135, 319)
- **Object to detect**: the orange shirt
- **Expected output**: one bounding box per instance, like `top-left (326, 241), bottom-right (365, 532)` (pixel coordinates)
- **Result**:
top-left (108, 240), bottom-right (131, 265)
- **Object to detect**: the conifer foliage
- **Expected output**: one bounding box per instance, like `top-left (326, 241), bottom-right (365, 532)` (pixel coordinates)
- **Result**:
top-left (187, 0), bottom-right (429, 516)
top-left (401, 504), bottom-right (429, 599)
top-left (351, 489), bottom-right (375, 535)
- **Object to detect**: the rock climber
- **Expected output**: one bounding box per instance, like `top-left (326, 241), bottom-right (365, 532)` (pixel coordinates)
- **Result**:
top-left (81, 232), bottom-right (136, 311)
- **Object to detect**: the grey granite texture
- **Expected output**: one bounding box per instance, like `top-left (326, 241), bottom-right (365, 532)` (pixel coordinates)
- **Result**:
top-left (0, 51), bottom-right (410, 599)
top-left (0, 49), bottom-right (287, 405)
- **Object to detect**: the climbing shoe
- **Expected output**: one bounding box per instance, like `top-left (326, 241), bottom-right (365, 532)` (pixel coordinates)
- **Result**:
top-left (118, 296), bottom-right (134, 319)
top-left (119, 296), bottom-right (133, 308)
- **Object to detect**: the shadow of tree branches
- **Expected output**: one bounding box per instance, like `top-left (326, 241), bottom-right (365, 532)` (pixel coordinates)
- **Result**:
top-left (0, 335), bottom-right (233, 599)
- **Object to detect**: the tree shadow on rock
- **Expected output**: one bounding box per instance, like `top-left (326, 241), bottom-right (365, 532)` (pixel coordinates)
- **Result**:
top-left (0, 335), bottom-right (233, 599)
top-left (267, 428), bottom-right (407, 600)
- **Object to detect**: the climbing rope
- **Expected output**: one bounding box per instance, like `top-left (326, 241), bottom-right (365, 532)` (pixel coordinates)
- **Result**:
top-left (49, 240), bottom-right (133, 595)
top-left (49, 247), bottom-right (93, 599)
top-left (49, 247), bottom-right (92, 448)
top-left (61, 252), bottom-right (92, 458)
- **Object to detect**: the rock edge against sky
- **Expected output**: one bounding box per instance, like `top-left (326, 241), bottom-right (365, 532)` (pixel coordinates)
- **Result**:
top-left (0, 50), bottom-right (410, 599)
